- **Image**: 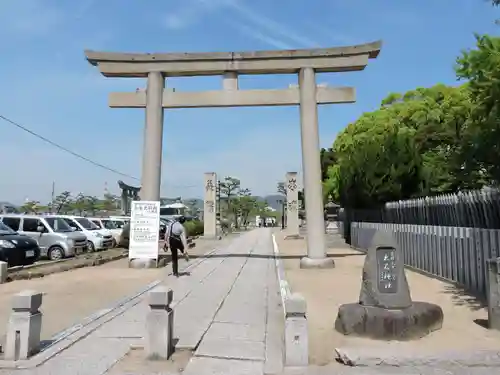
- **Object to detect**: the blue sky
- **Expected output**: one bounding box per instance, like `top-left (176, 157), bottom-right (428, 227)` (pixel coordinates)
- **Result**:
top-left (0, 0), bottom-right (498, 204)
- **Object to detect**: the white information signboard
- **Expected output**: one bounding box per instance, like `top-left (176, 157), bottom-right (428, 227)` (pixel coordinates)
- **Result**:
top-left (128, 200), bottom-right (160, 261)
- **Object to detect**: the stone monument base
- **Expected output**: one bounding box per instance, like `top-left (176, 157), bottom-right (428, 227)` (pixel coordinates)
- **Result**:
top-left (300, 256), bottom-right (335, 269)
top-left (334, 302), bottom-right (443, 340)
top-left (129, 257), bottom-right (167, 269)
top-left (284, 234), bottom-right (303, 240)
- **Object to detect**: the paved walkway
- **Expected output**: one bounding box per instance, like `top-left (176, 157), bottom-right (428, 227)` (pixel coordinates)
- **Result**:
top-left (1, 229), bottom-right (283, 375)
top-left (2, 228), bottom-right (493, 375)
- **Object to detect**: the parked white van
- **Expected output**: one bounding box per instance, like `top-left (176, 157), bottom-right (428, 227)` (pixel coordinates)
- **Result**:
top-left (57, 215), bottom-right (114, 252)
top-left (88, 217), bottom-right (122, 247)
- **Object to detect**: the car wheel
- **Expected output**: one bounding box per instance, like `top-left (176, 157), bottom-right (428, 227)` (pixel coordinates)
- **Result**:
top-left (111, 238), bottom-right (117, 248)
top-left (87, 241), bottom-right (95, 252)
top-left (48, 246), bottom-right (64, 261)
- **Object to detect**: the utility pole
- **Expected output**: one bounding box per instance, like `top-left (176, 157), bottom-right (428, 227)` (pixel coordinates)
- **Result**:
top-left (51, 181), bottom-right (56, 214)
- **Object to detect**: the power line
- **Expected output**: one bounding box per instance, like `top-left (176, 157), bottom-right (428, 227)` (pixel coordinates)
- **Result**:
top-left (0, 113), bottom-right (199, 189)
top-left (0, 114), bottom-right (139, 180)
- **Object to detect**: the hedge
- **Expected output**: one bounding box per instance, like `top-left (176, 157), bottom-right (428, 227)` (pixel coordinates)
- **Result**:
top-left (184, 220), bottom-right (204, 237)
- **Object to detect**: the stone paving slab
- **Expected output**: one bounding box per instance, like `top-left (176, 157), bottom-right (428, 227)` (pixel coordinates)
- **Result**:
top-left (183, 357), bottom-right (264, 375)
top-left (188, 229), bottom-right (277, 374)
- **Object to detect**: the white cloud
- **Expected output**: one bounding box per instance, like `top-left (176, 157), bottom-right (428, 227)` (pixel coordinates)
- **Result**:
top-left (226, 1), bottom-right (319, 48)
top-left (162, 0), bottom-right (319, 49)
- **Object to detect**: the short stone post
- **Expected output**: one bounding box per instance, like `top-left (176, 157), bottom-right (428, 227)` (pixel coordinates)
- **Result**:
top-left (0, 261), bottom-right (7, 283)
top-left (487, 257), bottom-right (500, 330)
top-left (4, 290), bottom-right (43, 360)
top-left (145, 287), bottom-right (174, 360)
top-left (284, 293), bottom-right (308, 367)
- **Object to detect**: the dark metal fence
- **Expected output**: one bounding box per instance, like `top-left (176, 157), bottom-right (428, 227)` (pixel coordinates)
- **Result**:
top-left (340, 189), bottom-right (500, 242)
top-left (336, 189), bottom-right (500, 299)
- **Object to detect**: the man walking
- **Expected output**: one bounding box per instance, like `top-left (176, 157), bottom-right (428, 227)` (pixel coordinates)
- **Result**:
top-left (165, 216), bottom-right (189, 277)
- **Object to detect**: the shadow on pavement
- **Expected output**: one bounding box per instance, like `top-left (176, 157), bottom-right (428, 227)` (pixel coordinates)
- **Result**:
top-left (440, 283), bottom-right (487, 311)
top-left (188, 253), bottom-right (364, 260)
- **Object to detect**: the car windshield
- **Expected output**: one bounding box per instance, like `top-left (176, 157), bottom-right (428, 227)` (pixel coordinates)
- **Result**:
top-left (112, 220), bottom-right (124, 228)
top-left (75, 218), bottom-right (100, 230)
top-left (102, 220), bottom-right (117, 229)
top-left (44, 217), bottom-right (73, 232)
top-left (0, 221), bottom-right (15, 234)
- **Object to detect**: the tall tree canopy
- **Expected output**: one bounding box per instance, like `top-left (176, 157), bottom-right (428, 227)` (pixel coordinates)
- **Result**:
top-left (324, 31), bottom-right (500, 208)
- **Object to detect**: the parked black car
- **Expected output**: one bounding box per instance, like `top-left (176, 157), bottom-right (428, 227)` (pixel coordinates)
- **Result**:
top-left (0, 221), bottom-right (40, 266)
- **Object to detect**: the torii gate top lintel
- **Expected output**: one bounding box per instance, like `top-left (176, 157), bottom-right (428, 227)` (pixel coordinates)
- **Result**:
top-left (84, 40), bottom-right (382, 78)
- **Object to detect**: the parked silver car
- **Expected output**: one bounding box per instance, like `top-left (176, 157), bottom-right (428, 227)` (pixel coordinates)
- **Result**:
top-left (0, 214), bottom-right (88, 260)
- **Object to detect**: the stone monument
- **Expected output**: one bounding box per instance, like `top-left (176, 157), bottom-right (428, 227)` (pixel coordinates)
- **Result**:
top-left (284, 172), bottom-right (302, 240)
top-left (203, 172), bottom-right (217, 239)
top-left (335, 231), bottom-right (443, 340)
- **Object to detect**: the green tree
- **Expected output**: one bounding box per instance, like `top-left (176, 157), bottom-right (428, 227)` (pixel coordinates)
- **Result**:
top-left (233, 195), bottom-right (258, 229)
top-left (20, 200), bottom-right (40, 214)
top-left (456, 34), bottom-right (500, 185)
top-left (72, 193), bottom-right (88, 215)
top-left (320, 148), bottom-right (336, 181)
top-left (219, 177), bottom-right (241, 225)
top-left (101, 193), bottom-right (119, 212)
top-left (54, 191), bottom-right (73, 213)
top-left (85, 196), bottom-right (100, 215)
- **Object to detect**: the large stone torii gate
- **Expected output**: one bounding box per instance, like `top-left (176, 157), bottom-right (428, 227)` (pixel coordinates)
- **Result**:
top-left (85, 41), bottom-right (381, 268)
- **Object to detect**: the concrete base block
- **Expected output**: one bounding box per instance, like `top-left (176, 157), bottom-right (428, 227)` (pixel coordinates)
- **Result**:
top-left (0, 261), bottom-right (7, 283)
top-left (201, 234), bottom-right (219, 240)
top-left (284, 234), bottom-right (303, 240)
top-left (335, 302), bottom-right (443, 340)
top-left (299, 256), bottom-right (335, 269)
top-left (129, 258), bottom-right (166, 269)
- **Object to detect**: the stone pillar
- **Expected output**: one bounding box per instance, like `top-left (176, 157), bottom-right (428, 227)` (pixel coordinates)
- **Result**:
top-left (203, 172), bottom-right (217, 238)
top-left (141, 72), bottom-right (165, 201)
top-left (4, 290), bottom-right (43, 360)
top-left (487, 257), bottom-right (500, 330)
top-left (284, 293), bottom-right (308, 366)
top-left (298, 67), bottom-right (334, 269)
top-left (146, 287), bottom-right (174, 359)
top-left (284, 172), bottom-right (301, 239)
top-left (0, 261), bottom-right (7, 283)
top-left (121, 190), bottom-right (128, 215)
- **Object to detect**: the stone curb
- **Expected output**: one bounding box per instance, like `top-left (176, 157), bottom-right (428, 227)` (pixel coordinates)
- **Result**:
top-left (7, 259), bottom-right (68, 273)
top-left (6, 252), bottom-right (129, 282)
top-left (271, 234), bottom-right (291, 316)
top-left (334, 347), bottom-right (500, 367)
